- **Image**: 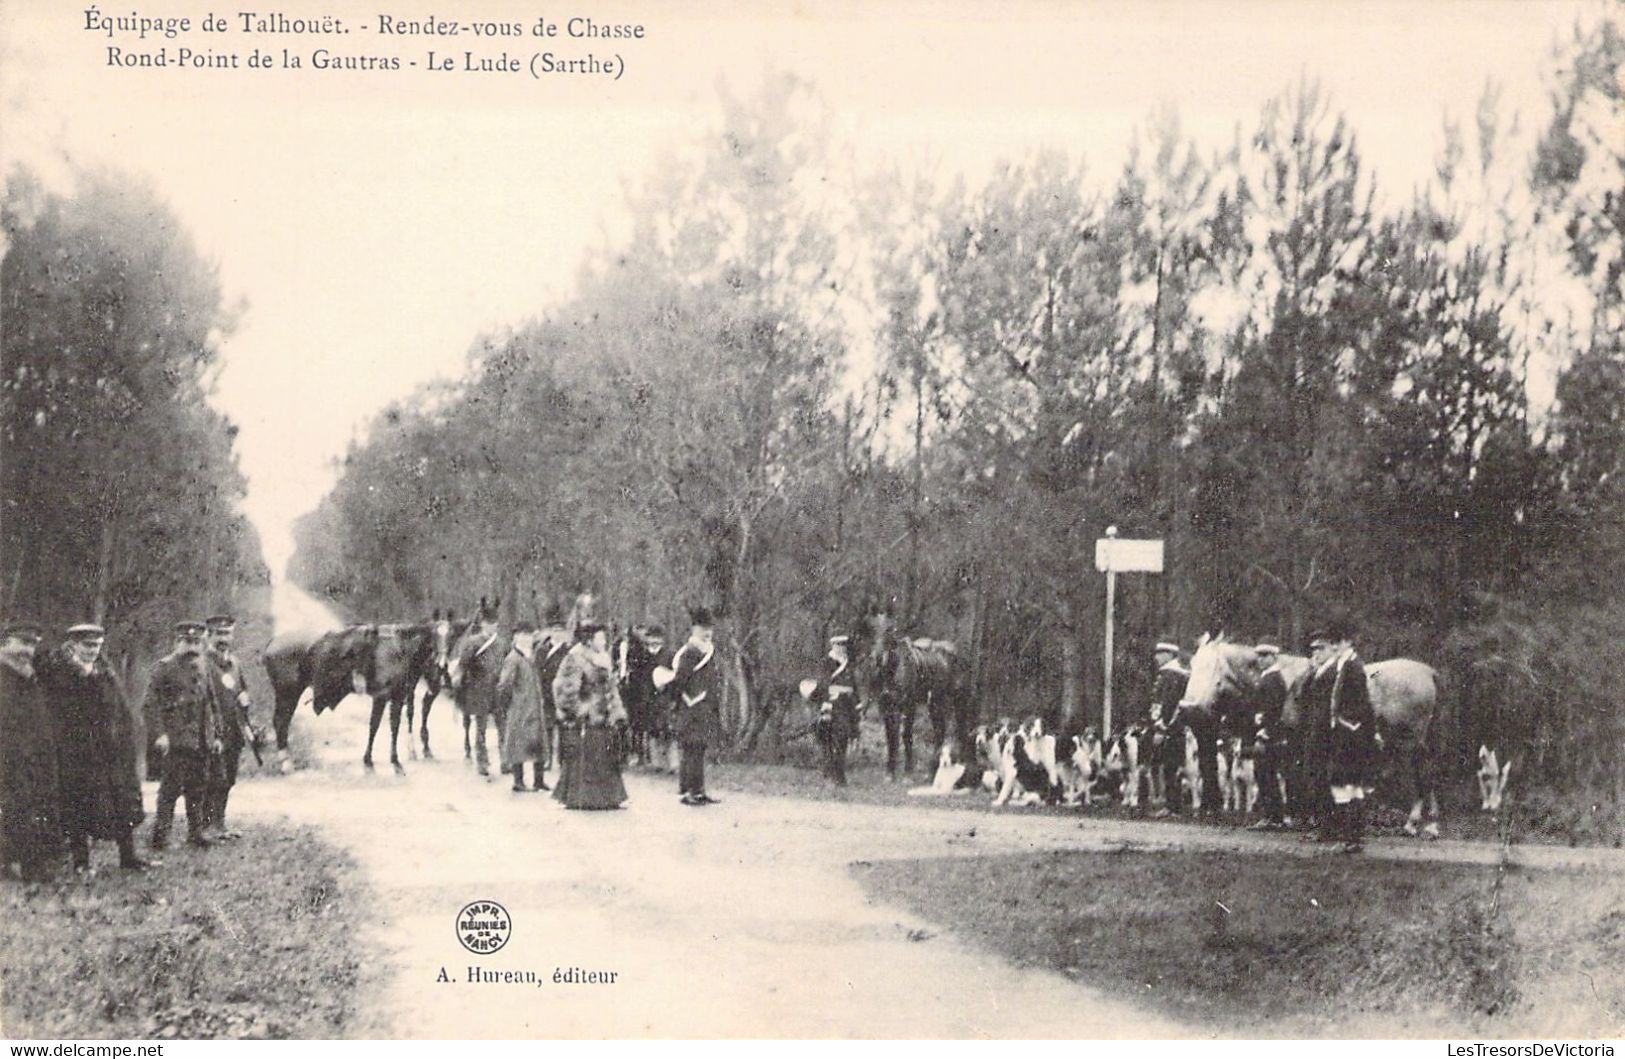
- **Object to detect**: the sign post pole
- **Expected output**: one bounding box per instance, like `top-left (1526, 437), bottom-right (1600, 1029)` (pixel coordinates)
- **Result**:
top-left (1094, 528), bottom-right (1164, 742)
top-left (1103, 563), bottom-right (1117, 740)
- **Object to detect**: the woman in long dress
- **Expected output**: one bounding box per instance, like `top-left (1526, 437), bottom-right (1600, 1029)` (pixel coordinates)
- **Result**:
top-left (551, 622), bottom-right (628, 810)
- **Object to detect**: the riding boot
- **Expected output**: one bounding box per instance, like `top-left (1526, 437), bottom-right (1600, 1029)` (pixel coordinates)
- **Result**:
top-left (511, 764), bottom-right (527, 791)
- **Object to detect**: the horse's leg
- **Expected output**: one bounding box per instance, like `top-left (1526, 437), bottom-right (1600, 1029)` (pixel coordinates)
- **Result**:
top-left (902, 706), bottom-right (917, 775)
top-left (463, 708), bottom-right (472, 762)
top-left (363, 696), bottom-right (384, 770)
top-left (404, 690), bottom-right (417, 760)
top-left (882, 708), bottom-right (901, 780)
top-left (420, 688), bottom-right (437, 759)
top-left (389, 694), bottom-right (406, 774)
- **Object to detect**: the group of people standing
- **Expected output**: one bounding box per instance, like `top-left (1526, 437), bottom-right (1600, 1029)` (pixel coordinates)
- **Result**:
top-left (455, 602), bottom-right (724, 810)
top-left (0, 614), bottom-right (260, 882)
top-left (1141, 617), bottom-right (1377, 853)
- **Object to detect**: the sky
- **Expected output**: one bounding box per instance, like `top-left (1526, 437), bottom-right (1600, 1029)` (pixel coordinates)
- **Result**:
top-left (0, 0), bottom-right (1605, 577)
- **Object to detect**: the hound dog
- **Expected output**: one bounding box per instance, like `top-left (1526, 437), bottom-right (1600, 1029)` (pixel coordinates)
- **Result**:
top-left (1058, 727), bottom-right (1104, 806)
top-left (1103, 727), bottom-right (1141, 807)
top-left (1181, 726), bottom-right (1204, 811)
top-left (989, 718), bottom-right (1061, 807)
top-left (907, 736), bottom-right (969, 797)
top-left (1226, 736), bottom-right (1258, 815)
top-left (1477, 745), bottom-right (1511, 812)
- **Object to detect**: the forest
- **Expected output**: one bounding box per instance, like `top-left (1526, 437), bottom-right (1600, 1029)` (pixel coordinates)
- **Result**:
top-left (2, 168), bottom-right (270, 690)
top-left (21, 20), bottom-right (1594, 814)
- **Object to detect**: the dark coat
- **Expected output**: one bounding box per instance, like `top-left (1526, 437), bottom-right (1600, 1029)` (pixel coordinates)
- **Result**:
top-left (1300, 651), bottom-right (1377, 787)
top-left (0, 656), bottom-right (61, 868)
top-left (143, 650), bottom-right (222, 752)
top-left (667, 638), bottom-right (722, 745)
top-left (1152, 661), bottom-right (1189, 715)
top-left (534, 637), bottom-right (571, 724)
top-left (811, 650), bottom-right (859, 742)
top-left (1250, 665), bottom-right (1291, 752)
top-left (37, 647), bottom-right (144, 839)
top-left (620, 634), bottom-right (664, 733)
top-left (206, 647), bottom-right (253, 753)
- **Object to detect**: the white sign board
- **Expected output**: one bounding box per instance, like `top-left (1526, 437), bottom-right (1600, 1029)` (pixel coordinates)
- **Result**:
top-left (1094, 538), bottom-right (1164, 573)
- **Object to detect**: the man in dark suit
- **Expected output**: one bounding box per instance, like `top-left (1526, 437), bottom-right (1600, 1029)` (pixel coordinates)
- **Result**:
top-left (144, 620), bottom-right (223, 851)
top-left (1300, 618), bottom-right (1376, 851)
top-left (808, 634), bottom-right (859, 785)
top-left (203, 615), bottom-right (257, 841)
top-left (1149, 641), bottom-right (1189, 816)
top-left (534, 603), bottom-right (573, 772)
top-left (1247, 641), bottom-right (1290, 830)
top-left (37, 623), bottom-right (149, 873)
top-left (664, 607), bottom-right (722, 806)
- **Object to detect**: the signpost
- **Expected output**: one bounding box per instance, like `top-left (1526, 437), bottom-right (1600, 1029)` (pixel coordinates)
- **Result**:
top-left (1094, 527), bottom-right (1164, 738)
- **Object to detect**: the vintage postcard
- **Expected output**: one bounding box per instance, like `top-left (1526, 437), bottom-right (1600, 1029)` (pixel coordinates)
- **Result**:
top-left (2, 0), bottom-right (1622, 1042)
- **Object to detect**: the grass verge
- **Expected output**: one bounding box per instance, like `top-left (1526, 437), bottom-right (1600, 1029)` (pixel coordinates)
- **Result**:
top-left (853, 849), bottom-right (1625, 1036)
top-left (0, 823), bottom-right (368, 1039)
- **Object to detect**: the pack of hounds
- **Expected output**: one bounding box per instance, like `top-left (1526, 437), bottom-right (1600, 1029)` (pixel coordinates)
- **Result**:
top-left (922, 717), bottom-right (1265, 813)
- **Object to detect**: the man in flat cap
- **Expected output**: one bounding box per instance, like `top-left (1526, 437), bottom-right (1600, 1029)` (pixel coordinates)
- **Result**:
top-left (203, 615), bottom-right (257, 841)
top-left (142, 621), bottom-right (225, 850)
top-left (37, 623), bottom-right (150, 873)
top-left (665, 606), bottom-right (722, 806)
top-left (1149, 641), bottom-right (1189, 816)
top-left (1247, 641), bottom-right (1290, 830)
top-left (0, 621), bottom-right (62, 881)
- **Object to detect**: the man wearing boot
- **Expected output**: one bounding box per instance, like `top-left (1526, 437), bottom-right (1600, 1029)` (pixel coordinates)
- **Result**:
top-left (37, 624), bottom-right (151, 874)
top-left (1300, 620), bottom-right (1378, 851)
top-left (203, 615), bottom-right (257, 841)
top-left (143, 621), bottom-right (224, 852)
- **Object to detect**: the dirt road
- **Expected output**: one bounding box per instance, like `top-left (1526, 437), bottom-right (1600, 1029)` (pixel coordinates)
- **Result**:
top-left (230, 583), bottom-right (1625, 1039)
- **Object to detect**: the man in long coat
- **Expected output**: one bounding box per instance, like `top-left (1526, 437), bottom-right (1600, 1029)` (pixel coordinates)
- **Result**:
top-left (0, 621), bottom-right (61, 882)
top-left (498, 623), bottom-right (550, 792)
top-left (143, 620), bottom-right (224, 850)
top-left (534, 604), bottom-right (571, 772)
top-left (203, 615), bottom-right (257, 840)
top-left (1304, 620), bottom-right (1377, 852)
top-left (664, 607), bottom-right (722, 807)
top-left (37, 623), bottom-right (149, 873)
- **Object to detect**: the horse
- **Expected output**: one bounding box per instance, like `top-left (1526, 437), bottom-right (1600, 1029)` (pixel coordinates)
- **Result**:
top-left (360, 621), bottom-right (454, 774)
top-left (1182, 634), bottom-right (1448, 837)
top-left (400, 611), bottom-right (468, 760)
top-left (448, 617), bottom-right (511, 775)
top-left (263, 624), bottom-right (380, 771)
top-left (848, 607), bottom-right (974, 782)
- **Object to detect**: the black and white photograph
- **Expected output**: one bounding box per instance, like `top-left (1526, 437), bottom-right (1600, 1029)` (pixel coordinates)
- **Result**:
top-left (1, 0), bottom-right (1623, 1042)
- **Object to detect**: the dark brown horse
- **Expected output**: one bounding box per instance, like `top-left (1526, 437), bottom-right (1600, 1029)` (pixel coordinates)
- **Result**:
top-left (849, 607), bottom-right (974, 781)
top-left (263, 624), bottom-right (380, 771)
top-left (401, 611), bottom-right (469, 760)
top-left (361, 620), bottom-right (462, 774)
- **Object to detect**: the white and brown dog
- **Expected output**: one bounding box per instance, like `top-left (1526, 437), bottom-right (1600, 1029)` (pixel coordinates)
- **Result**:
top-left (986, 717), bottom-right (1062, 807)
top-left (1225, 736), bottom-right (1258, 816)
top-left (1058, 727), bottom-right (1104, 806)
top-left (1477, 745), bottom-right (1511, 812)
top-left (1103, 727), bottom-right (1142, 807)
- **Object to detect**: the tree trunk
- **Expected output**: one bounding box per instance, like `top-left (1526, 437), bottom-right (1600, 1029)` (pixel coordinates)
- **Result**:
top-left (1057, 622), bottom-right (1083, 727)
